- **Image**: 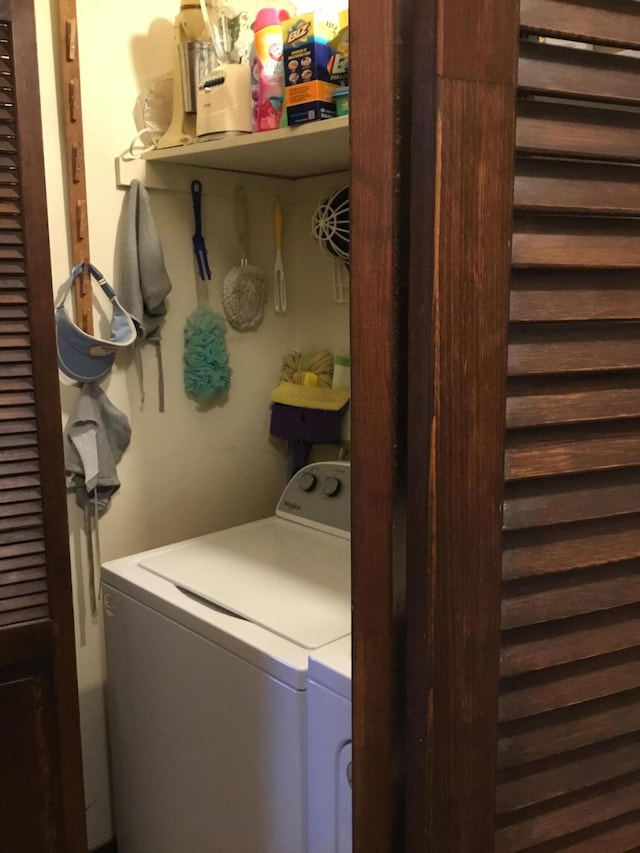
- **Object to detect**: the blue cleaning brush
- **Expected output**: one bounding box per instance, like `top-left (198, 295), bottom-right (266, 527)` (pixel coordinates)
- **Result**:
top-left (184, 180), bottom-right (231, 402)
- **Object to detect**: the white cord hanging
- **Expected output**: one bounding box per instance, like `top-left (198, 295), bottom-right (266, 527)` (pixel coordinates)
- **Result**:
top-left (121, 77), bottom-right (174, 161)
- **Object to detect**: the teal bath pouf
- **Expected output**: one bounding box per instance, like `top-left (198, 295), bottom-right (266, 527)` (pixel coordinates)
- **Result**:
top-left (183, 307), bottom-right (232, 402)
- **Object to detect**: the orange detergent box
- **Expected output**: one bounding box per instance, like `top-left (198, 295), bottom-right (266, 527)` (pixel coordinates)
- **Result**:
top-left (283, 13), bottom-right (339, 126)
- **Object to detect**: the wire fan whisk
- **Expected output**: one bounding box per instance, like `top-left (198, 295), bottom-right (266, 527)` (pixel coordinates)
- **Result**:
top-left (311, 185), bottom-right (350, 265)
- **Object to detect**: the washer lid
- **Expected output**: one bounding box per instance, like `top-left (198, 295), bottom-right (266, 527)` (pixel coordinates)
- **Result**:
top-left (138, 517), bottom-right (351, 649)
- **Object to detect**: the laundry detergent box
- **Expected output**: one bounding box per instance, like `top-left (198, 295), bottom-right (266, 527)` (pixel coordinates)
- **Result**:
top-left (283, 13), bottom-right (340, 126)
top-left (328, 10), bottom-right (349, 87)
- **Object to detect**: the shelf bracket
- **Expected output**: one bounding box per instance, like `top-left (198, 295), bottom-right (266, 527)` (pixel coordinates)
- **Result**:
top-left (114, 155), bottom-right (291, 199)
top-left (114, 155), bottom-right (194, 193)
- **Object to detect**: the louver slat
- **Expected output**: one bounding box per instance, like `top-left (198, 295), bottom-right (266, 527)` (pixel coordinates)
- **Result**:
top-left (516, 101), bottom-right (640, 163)
top-left (520, 0), bottom-right (640, 49)
top-left (496, 736), bottom-right (640, 815)
top-left (0, 419), bottom-right (37, 436)
top-left (0, 459), bottom-right (40, 477)
top-left (495, 777), bottom-right (640, 851)
top-left (508, 323), bottom-right (640, 375)
top-left (519, 41), bottom-right (640, 105)
top-left (1, 319), bottom-right (29, 334)
top-left (0, 406), bottom-right (36, 422)
top-left (0, 334), bottom-right (30, 349)
top-left (0, 591), bottom-right (48, 614)
top-left (497, 4), bottom-right (640, 845)
top-left (514, 160), bottom-right (640, 217)
top-left (507, 376), bottom-right (640, 428)
top-left (0, 553), bottom-right (46, 574)
top-left (0, 391), bottom-right (35, 407)
top-left (498, 692), bottom-right (640, 769)
top-left (505, 422), bottom-right (640, 479)
top-left (0, 290), bottom-right (26, 304)
top-left (555, 816), bottom-right (640, 853)
top-left (0, 541), bottom-right (45, 564)
top-left (0, 486), bottom-right (41, 505)
top-left (510, 270), bottom-right (640, 323)
top-left (0, 528), bottom-right (45, 547)
top-left (502, 566), bottom-right (640, 629)
top-left (0, 567), bottom-right (46, 586)
top-left (0, 514), bottom-right (44, 533)
top-left (0, 276), bottom-right (24, 290)
top-left (0, 433), bottom-right (37, 449)
top-left (503, 515), bottom-right (640, 580)
top-left (0, 306), bottom-right (28, 322)
top-left (0, 474), bottom-right (40, 492)
top-left (501, 609), bottom-right (640, 676)
top-left (500, 653), bottom-right (640, 722)
top-left (503, 470), bottom-right (640, 530)
top-left (0, 579), bottom-right (47, 600)
top-left (513, 217), bottom-right (640, 268)
top-left (0, 604), bottom-right (48, 627)
top-left (0, 502), bottom-right (41, 520)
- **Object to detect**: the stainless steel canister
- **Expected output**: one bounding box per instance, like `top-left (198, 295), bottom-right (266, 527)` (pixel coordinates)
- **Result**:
top-left (178, 41), bottom-right (214, 114)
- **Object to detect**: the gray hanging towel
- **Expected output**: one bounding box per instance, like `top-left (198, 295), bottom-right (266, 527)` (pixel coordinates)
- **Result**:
top-left (118, 178), bottom-right (173, 411)
top-left (64, 383), bottom-right (132, 614)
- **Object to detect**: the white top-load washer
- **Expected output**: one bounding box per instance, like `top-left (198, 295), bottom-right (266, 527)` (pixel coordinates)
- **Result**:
top-left (102, 461), bottom-right (351, 853)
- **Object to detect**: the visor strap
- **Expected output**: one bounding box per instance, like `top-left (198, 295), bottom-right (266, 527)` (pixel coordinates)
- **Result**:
top-left (94, 494), bottom-right (102, 603)
top-left (155, 340), bottom-right (166, 413)
top-left (84, 500), bottom-right (97, 616)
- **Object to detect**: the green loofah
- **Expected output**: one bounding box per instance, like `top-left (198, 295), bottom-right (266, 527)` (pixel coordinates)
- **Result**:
top-left (183, 307), bottom-right (232, 401)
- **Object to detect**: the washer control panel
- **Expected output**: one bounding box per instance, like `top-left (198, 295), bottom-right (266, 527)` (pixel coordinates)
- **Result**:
top-left (276, 461), bottom-right (351, 537)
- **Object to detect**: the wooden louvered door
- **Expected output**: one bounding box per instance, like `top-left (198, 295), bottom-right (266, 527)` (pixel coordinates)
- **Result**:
top-left (404, 0), bottom-right (640, 851)
top-left (498, 1), bottom-right (640, 850)
top-left (0, 2), bottom-right (86, 851)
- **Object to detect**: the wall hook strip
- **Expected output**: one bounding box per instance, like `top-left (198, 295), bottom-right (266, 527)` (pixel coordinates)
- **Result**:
top-left (57, 0), bottom-right (92, 333)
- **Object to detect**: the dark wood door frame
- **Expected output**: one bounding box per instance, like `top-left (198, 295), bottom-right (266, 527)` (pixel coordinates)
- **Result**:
top-left (403, 0), bottom-right (520, 844)
top-left (351, 0), bottom-right (520, 848)
top-left (350, 0), bottom-right (408, 849)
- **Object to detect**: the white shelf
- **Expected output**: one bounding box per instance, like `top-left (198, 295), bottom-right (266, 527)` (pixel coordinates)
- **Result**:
top-left (142, 116), bottom-right (349, 179)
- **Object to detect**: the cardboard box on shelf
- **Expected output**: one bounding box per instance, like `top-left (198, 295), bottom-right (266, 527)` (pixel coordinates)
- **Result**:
top-left (283, 13), bottom-right (340, 126)
top-left (328, 11), bottom-right (349, 88)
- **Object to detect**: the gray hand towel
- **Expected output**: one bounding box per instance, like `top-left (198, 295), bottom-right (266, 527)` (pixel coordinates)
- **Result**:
top-left (118, 179), bottom-right (172, 339)
top-left (117, 179), bottom-right (173, 410)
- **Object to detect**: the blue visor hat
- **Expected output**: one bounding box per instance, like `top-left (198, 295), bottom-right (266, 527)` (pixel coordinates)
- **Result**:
top-left (55, 262), bottom-right (137, 383)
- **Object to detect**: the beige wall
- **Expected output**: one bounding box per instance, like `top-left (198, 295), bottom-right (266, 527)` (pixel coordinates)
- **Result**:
top-left (36, 1), bottom-right (348, 846)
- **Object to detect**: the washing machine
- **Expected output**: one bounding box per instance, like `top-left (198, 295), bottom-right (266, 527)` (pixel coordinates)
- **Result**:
top-left (102, 461), bottom-right (351, 853)
top-left (307, 635), bottom-right (352, 853)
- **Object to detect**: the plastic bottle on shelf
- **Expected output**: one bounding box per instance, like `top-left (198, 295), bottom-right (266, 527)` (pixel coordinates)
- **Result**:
top-left (250, 9), bottom-right (291, 132)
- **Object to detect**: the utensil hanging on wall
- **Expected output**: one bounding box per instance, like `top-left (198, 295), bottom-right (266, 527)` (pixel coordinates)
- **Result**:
top-left (222, 186), bottom-right (266, 331)
top-left (311, 185), bottom-right (350, 304)
top-left (183, 179), bottom-right (232, 403)
top-left (311, 185), bottom-right (350, 265)
top-left (273, 195), bottom-right (286, 313)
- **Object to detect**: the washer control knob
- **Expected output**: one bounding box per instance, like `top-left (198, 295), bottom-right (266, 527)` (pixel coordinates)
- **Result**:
top-left (299, 472), bottom-right (317, 492)
top-left (321, 476), bottom-right (341, 497)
